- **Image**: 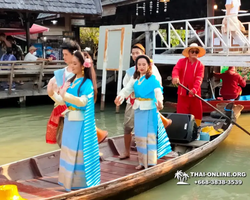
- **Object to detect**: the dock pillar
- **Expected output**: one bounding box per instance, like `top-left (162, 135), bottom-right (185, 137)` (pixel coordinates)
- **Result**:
top-left (18, 96), bottom-right (26, 107)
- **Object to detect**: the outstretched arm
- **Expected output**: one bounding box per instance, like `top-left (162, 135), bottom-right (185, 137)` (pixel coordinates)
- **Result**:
top-left (115, 77), bottom-right (135, 106)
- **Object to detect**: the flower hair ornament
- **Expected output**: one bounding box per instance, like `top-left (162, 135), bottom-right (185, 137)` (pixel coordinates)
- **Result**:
top-left (83, 58), bottom-right (92, 68)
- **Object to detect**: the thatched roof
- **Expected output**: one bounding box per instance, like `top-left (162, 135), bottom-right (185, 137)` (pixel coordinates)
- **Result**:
top-left (0, 0), bottom-right (102, 15)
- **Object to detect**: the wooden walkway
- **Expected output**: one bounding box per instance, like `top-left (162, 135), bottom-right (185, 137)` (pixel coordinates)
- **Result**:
top-left (0, 60), bottom-right (115, 100)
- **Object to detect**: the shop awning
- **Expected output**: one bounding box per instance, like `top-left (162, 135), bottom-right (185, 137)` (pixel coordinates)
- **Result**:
top-left (5, 24), bottom-right (49, 36)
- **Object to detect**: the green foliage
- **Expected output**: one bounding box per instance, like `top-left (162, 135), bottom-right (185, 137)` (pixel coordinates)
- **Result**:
top-left (80, 27), bottom-right (99, 59)
top-left (158, 29), bottom-right (186, 47)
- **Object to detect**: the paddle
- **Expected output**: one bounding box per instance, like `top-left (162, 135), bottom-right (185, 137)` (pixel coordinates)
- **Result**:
top-left (178, 83), bottom-right (250, 136)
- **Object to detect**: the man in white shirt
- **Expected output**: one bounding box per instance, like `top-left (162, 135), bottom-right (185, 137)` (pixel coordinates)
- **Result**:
top-left (24, 46), bottom-right (52, 62)
top-left (221, 0), bottom-right (247, 53)
top-left (119, 43), bottom-right (162, 160)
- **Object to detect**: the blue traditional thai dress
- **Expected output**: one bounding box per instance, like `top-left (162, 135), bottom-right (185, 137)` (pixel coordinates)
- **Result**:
top-left (119, 75), bottom-right (172, 168)
top-left (53, 77), bottom-right (100, 191)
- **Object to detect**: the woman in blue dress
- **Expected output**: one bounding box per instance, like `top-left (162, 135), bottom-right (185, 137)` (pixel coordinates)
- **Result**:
top-left (115, 55), bottom-right (174, 170)
top-left (52, 51), bottom-right (100, 191)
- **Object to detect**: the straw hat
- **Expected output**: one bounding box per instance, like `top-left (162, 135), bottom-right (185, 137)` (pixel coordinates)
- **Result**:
top-left (182, 43), bottom-right (206, 58)
top-left (0, 185), bottom-right (26, 200)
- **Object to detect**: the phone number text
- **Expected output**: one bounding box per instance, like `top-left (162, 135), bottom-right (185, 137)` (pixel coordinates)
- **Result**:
top-left (194, 180), bottom-right (243, 185)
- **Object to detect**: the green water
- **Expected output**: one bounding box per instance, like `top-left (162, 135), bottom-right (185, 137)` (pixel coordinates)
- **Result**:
top-left (0, 103), bottom-right (125, 165)
top-left (0, 104), bottom-right (250, 200)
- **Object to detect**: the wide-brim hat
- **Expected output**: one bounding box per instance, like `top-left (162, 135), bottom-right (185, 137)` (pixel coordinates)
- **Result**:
top-left (182, 43), bottom-right (206, 58)
top-left (0, 185), bottom-right (26, 200)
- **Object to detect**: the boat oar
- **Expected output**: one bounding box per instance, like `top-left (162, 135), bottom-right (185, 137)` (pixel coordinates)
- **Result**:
top-left (178, 83), bottom-right (250, 136)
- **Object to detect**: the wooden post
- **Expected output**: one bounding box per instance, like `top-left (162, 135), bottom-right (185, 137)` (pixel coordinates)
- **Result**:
top-left (207, 0), bottom-right (215, 51)
top-left (24, 13), bottom-right (31, 49)
top-left (18, 96), bottom-right (26, 107)
top-left (8, 62), bottom-right (15, 95)
top-left (100, 29), bottom-right (109, 111)
top-left (207, 0), bottom-right (215, 97)
top-left (145, 28), bottom-right (153, 58)
top-left (207, 0), bottom-right (215, 24)
top-left (38, 61), bottom-right (45, 93)
top-left (116, 27), bottom-right (125, 113)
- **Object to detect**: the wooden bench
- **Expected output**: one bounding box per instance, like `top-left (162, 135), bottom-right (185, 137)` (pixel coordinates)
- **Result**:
top-left (0, 60), bottom-right (66, 94)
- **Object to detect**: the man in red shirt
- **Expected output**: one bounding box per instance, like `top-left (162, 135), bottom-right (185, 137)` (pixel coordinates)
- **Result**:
top-left (213, 67), bottom-right (247, 100)
top-left (172, 43), bottom-right (206, 127)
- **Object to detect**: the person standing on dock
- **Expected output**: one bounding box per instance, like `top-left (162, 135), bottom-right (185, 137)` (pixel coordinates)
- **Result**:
top-left (118, 43), bottom-right (171, 160)
top-left (53, 51), bottom-right (100, 191)
top-left (172, 43), bottom-right (205, 127)
top-left (221, 0), bottom-right (247, 53)
top-left (24, 46), bottom-right (53, 62)
top-left (115, 55), bottom-right (173, 170)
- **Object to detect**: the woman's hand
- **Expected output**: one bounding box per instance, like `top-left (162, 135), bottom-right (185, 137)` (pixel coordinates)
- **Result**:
top-left (59, 82), bottom-right (70, 98)
top-left (114, 96), bottom-right (123, 106)
top-left (155, 100), bottom-right (163, 111)
top-left (47, 78), bottom-right (58, 97)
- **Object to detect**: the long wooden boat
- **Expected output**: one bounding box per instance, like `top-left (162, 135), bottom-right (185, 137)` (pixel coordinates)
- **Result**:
top-left (0, 112), bottom-right (235, 200)
top-left (165, 95), bottom-right (250, 114)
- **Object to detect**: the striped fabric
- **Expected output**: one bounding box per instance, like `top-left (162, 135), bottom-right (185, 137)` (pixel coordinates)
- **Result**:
top-left (82, 93), bottom-right (100, 187)
top-left (134, 108), bottom-right (158, 168)
top-left (58, 92), bottom-right (100, 191)
top-left (157, 112), bottom-right (172, 159)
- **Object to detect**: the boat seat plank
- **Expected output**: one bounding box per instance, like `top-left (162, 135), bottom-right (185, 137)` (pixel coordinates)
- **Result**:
top-left (172, 140), bottom-right (208, 147)
top-left (38, 172), bottom-right (59, 184)
top-left (31, 152), bottom-right (60, 177)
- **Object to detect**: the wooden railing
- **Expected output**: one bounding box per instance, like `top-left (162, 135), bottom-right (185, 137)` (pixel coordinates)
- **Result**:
top-left (0, 60), bottom-right (66, 94)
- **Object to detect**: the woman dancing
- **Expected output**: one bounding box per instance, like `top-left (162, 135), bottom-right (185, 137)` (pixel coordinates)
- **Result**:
top-left (115, 55), bottom-right (174, 170)
top-left (52, 51), bottom-right (100, 191)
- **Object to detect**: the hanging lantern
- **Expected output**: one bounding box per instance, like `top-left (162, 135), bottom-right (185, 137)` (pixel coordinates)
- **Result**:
top-left (143, 2), bottom-right (146, 16)
top-left (160, 0), bottom-right (170, 12)
top-left (164, 1), bottom-right (167, 12)
top-left (156, 0), bottom-right (159, 14)
top-left (149, 1), bottom-right (153, 14)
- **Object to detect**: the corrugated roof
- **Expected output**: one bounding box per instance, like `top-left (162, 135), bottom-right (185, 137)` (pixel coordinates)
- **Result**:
top-left (0, 0), bottom-right (102, 15)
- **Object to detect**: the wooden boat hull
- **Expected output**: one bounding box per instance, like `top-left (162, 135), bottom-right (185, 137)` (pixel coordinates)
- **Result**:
top-left (47, 125), bottom-right (233, 200)
top-left (0, 118), bottom-right (233, 200)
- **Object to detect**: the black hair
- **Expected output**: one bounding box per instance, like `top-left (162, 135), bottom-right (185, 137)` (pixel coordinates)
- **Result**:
top-left (0, 33), bottom-right (6, 37)
top-left (61, 40), bottom-right (81, 55)
top-left (133, 55), bottom-right (152, 79)
top-left (6, 36), bottom-right (14, 42)
top-left (68, 51), bottom-right (97, 102)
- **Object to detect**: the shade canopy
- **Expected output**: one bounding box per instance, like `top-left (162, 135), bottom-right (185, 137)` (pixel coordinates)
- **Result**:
top-left (5, 24), bottom-right (49, 36)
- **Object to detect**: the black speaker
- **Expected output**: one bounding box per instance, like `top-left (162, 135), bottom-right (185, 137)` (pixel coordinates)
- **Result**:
top-left (161, 112), bottom-right (198, 143)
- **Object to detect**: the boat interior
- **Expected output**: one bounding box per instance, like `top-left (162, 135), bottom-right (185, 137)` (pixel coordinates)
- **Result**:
top-left (0, 110), bottom-right (234, 200)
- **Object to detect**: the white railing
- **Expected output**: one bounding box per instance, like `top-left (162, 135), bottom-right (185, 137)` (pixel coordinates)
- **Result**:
top-left (152, 13), bottom-right (250, 56)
